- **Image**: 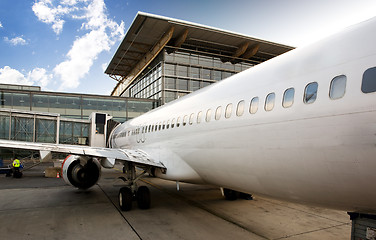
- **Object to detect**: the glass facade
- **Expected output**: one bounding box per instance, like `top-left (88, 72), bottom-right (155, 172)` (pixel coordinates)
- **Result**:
top-left (124, 47), bottom-right (253, 104)
top-left (0, 90), bottom-right (157, 123)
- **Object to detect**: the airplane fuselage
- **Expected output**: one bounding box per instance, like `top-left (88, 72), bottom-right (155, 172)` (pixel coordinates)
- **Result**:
top-left (110, 18), bottom-right (376, 214)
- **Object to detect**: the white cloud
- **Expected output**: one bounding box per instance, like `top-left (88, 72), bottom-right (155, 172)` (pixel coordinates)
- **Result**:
top-left (32, 0), bottom-right (74, 35)
top-left (0, 22), bottom-right (3, 28)
top-left (0, 66), bottom-right (52, 88)
top-left (4, 36), bottom-right (28, 46)
top-left (28, 68), bottom-right (53, 88)
top-left (45, 0), bottom-right (125, 90)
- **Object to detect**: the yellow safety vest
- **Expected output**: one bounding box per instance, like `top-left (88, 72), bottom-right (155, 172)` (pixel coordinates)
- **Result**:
top-left (13, 159), bottom-right (20, 168)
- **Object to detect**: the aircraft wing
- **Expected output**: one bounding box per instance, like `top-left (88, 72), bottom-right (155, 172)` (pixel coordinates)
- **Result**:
top-left (0, 139), bottom-right (165, 169)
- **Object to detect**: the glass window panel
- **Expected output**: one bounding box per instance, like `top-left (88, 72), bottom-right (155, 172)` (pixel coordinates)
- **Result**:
top-left (165, 77), bottom-right (176, 89)
top-left (197, 111), bottom-right (202, 124)
top-left (191, 80), bottom-right (200, 91)
top-left (12, 93), bottom-right (30, 109)
top-left (190, 67), bottom-right (200, 79)
top-left (164, 63), bottom-right (175, 76)
top-left (206, 109), bottom-right (212, 122)
top-left (189, 113), bottom-right (194, 125)
top-left (183, 115), bottom-right (188, 126)
top-left (213, 70), bottom-right (221, 81)
top-left (176, 117), bottom-right (181, 127)
top-left (215, 106), bottom-right (222, 120)
top-left (283, 88), bottom-right (295, 108)
top-left (265, 93), bottom-right (275, 111)
top-left (0, 114), bottom-right (10, 139)
top-left (225, 103), bottom-right (232, 118)
top-left (304, 82), bottom-right (318, 104)
top-left (177, 79), bottom-right (188, 91)
top-left (171, 118), bottom-right (175, 128)
top-left (32, 94), bottom-right (49, 108)
top-left (330, 75), bottom-right (347, 99)
top-left (201, 69), bottom-right (211, 80)
top-left (165, 51), bottom-right (174, 62)
top-left (0, 92), bottom-right (12, 108)
top-left (190, 54), bottom-right (199, 65)
top-left (250, 97), bottom-right (259, 114)
top-left (236, 100), bottom-right (245, 116)
top-left (36, 119), bottom-right (56, 143)
top-left (176, 65), bottom-right (188, 77)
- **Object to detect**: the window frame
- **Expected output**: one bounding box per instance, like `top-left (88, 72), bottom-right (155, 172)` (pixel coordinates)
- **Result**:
top-left (264, 93), bottom-right (275, 112)
top-left (329, 75), bottom-right (347, 99)
top-left (225, 103), bottom-right (233, 119)
top-left (215, 106), bottom-right (222, 120)
top-left (249, 97), bottom-right (259, 114)
top-left (304, 82), bottom-right (318, 104)
top-left (282, 88), bottom-right (295, 108)
top-left (236, 100), bottom-right (245, 116)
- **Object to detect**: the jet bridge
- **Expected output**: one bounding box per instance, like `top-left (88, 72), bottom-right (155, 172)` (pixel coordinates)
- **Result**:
top-left (0, 109), bottom-right (119, 152)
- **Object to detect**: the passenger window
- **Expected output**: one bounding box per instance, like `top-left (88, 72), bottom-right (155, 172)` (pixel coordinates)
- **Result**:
top-left (162, 121), bottom-right (165, 130)
top-left (283, 88), bottom-right (295, 108)
top-left (183, 115), bottom-right (188, 126)
top-left (166, 120), bottom-right (170, 129)
top-left (362, 67), bottom-right (376, 93)
top-left (197, 111), bottom-right (202, 123)
top-left (236, 100), bottom-right (245, 116)
top-left (171, 118), bottom-right (175, 128)
top-left (330, 75), bottom-right (346, 99)
top-left (249, 97), bottom-right (259, 114)
top-left (304, 82), bottom-right (318, 104)
top-left (225, 103), bottom-right (232, 118)
top-left (215, 106), bottom-right (222, 120)
top-left (177, 117), bottom-right (181, 127)
top-left (189, 113), bottom-right (194, 125)
top-left (206, 109), bottom-right (212, 122)
top-left (264, 93), bottom-right (275, 111)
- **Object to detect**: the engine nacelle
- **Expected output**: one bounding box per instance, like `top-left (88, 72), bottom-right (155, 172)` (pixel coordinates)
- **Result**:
top-left (62, 155), bottom-right (101, 189)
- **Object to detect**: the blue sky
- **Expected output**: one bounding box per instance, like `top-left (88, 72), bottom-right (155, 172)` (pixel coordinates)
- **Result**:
top-left (0, 0), bottom-right (376, 95)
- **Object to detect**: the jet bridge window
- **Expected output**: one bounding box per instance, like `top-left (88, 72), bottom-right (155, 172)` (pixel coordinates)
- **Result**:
top-left (249, 97), bottom-right (259, 114)
top-left (304, 82), bottom-right (318, 104)
top-left (215, 106), bottom-right (222, 120)
top-left (264, 93), bottom-right (275, 111)
top-left (283, 88), bottom-right (295, 108)
top-left (330, 75), bottom-right (347, 99)
top-left (236, 100), bottom-right (245, 116)
top-left (225, 103), bottom-right (232, 118)
top-left (362, 67), bottom-right (376, 93)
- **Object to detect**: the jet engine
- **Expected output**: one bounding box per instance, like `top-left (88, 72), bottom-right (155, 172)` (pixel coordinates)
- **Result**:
top-left (62, 155), bottom-right (101, 189)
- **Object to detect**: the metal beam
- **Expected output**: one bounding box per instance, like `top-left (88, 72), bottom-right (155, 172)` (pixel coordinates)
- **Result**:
top-left (111, 27), bottom-right (175, 96)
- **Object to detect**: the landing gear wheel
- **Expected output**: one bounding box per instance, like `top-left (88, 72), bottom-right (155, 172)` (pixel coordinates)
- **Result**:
top-left (223, 188), bottom-right (238, 201)
top-left (119, 187), bottom-right (133, 211)
top-left (137, 186), bottom-right (151, 209)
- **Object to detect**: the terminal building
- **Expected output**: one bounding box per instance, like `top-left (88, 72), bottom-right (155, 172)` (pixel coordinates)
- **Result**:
top-left (106, 12), bottom-right (294, 104)
top-left (0, 12), bottom-right (293, 150)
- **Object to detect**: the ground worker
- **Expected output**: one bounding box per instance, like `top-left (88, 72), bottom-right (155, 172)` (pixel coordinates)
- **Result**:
top-left (12, 158), bottom-right (22, 178)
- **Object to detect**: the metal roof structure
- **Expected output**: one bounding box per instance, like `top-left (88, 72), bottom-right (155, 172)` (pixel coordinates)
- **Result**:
top-left (106, 12), bottom-right (294, 96)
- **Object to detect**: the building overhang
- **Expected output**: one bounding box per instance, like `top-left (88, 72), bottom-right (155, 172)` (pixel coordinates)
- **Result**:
top-left (106, 12), bottom-right (295, 96)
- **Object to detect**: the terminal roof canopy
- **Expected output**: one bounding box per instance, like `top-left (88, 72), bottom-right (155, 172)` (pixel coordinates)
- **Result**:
top-left (105, 12), bottom-right (294, 79)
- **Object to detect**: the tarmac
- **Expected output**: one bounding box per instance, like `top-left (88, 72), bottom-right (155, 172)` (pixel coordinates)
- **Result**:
top-left (0, 162), bottom-right (351, 240)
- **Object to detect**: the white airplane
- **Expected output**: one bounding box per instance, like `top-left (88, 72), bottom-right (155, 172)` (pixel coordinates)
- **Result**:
top-left (1, 16), bottom-right (376, 215)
